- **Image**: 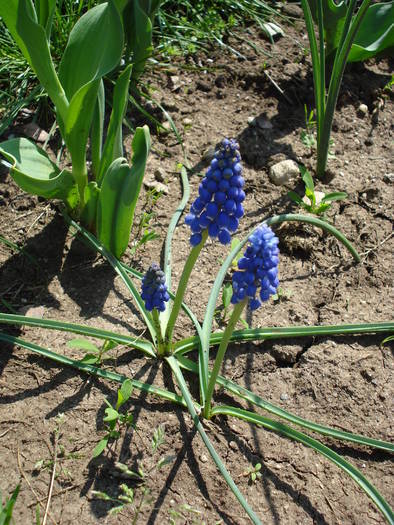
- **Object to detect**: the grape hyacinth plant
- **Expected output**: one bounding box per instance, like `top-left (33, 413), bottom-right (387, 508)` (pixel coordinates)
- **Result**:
top-left (0, 142), bottom-right (393, 524)
top-left (185, 138), bottom-right (245, 246)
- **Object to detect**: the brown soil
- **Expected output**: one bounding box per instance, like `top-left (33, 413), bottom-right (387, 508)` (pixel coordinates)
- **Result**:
top-left (0, 17), bottom-right (393, 525)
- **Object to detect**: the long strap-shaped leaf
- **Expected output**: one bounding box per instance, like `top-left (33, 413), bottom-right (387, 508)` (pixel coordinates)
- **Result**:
top-left (166, 356), bottom-right (262, 525)
top-left (0, 333), bottom-right (183, 406)
top-left (212, 405), bottom-right (394, 525)
top-left (63, 214), bottom-right (157, 343)
top-left (0, 312), bottom-right (155, 358)
top-left (174, 322), bottom-right (394, 355)
top-left (177, 355), bottom-right (394, 452)
top-left (200, 214), bottom-right (360, 402)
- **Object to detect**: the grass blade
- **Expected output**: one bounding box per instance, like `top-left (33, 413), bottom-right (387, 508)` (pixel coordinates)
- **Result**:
top-left (0, 333), bottom-right (184, 406)
top-left (166, 356), bottom-right (261, 525)
top-left (177, 355), bottom-right (394, 452)
top-left (0, 312), bottom-right (155, 357)
top-left (212, 405), bottom-right (394, 525)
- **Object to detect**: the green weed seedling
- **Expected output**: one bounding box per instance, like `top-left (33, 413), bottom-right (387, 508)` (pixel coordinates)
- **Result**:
top-left (0, 484), bottom-right (20, 525)
top-left (300, 105), bottom-right (317, 151)
top-left (92, 484), bottom-right (152, 518)
top-left (67, 338), bottom-right (117, 366)
top-left (244, 463), bottom-right (262, 484)
top-left (288, 166), bottom-right (347, 217)
top-left (93, 380), bottom-right (134, 458)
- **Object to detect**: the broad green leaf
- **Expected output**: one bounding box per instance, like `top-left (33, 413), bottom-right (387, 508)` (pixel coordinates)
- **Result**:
top-left (67, 338), bottom-right (99, 352)
top-left (79, 354), bottom-right (100, 365)
top-left (96, 126), bottom-right (151, 258)
top-left (139, 0), bottom-right (162, 20)
top-left (36, 0), bottom-right (56, 38)
top-left (58, 2), bottom-right (123, 100)
top-left (300, 166), bottom-right (315, 191)
top-left (116, 379), bottom-right (133, 409)
top-left (0, 0), bottom-right (68, 119)
top-left (90, 79), bottom-right (105, 179)
top-left (307, 0), bottom-right (347, 54)
top-left (321, 191), bottom-right (347, 202)
top-left (92, 437), bottom-right (109, 457)
top-left (80, 181), bottom-right (100, 231)
top-left (97, 65), bottom-right (133, 185)
top-left (0, 138), bottom-right (78, 209)
top-left (124, 0), bottom-right (153, 82)
top-left (348, 2), bottom-right (394, 62)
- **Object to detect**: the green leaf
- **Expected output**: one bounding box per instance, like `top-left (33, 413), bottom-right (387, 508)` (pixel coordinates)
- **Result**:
top-left (116, 379), bottom-right (133, 409)
top-left (67, 338), bottom-right (99, 352)
top-left (79, 354), bottom-right (100, 365)
top-left (348, 3), bottom-right (394, 62)
top-left (96, 126), bottom-right (151, 258)
top-left (123, 0), bottom-right (153, 82)
top-left (300, 166), bottom-right (315, 192)
top-left (0, 138), bottom-right (79, 209)
top-left (306, 0), bottom-right (348, 54)
top-left (321, 191), bottom-right (347, 203)
top-left (0, 484), bottom-right (20, 525)
top-left (222, 283), bottom-right (233, 309)
top-left (58, 2), bottom-right (123, 100)
top-left (92, 437), bottom-right (109, 458)
top-left (90, 79), bottom-right (105, 179)
top-left (97, 65), bottom-right (133, 185)
top-left (103, 407), bottom-right (119, 423)
top-left (0, 0), bottom-right (68, 120)
top-left (36, 0), bottom-right (56, 38)
top-left (287, 190), bottom-right (303, 205)
top-left (213, 405), bottom-right (394, 525)
top-left (80, 181), bottom-right (100, 231)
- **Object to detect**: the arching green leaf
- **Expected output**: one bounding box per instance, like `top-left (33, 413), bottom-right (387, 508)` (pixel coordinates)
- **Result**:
top-left (0, 138), bottom-right (78, 209)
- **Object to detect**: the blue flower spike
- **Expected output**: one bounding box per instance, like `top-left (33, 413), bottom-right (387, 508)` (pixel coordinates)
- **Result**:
top-left (231, 224), bottom-right (279, 311)
top-left (141, 263), bottom-right (170, 312)
top-left (186, 138), bottom-right (245, 246)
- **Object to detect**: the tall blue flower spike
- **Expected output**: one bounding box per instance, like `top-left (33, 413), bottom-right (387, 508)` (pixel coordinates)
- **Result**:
top-left (185, 138), bottom-right (245, 246)
top-left (231, 224), bottom-right (279, 310)
top-left (141, 263), bottom-right (170, 312)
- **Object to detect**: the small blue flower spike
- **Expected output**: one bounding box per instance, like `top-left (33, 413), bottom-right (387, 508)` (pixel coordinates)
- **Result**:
top-left (185, 138), bottom-right (245, 246)
top-left (141, 263), bottom-right (170, 312)
top-left (231, 224), bottom-right (279, 310)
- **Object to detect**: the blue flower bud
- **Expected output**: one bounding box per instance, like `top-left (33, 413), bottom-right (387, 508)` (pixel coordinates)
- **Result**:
top-left (141, 264), bottom-right (170, 312)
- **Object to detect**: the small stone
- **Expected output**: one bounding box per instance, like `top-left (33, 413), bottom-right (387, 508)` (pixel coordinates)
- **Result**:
top-left (357, 103), bottom-right (368, 117)
top-left (280, 393), bottom-right (289, 401)
top-left (200, 454), bottom-right (208, 463)
top-left (282, 3), bottom-right (303, 17)
top-left (169, 75), bottom-right (181, 91)
top-left (383, 173), bottom-right (394, 183)
top-left (229, 441), bottom-right (238, 451)
top-left (269, 159), bottom-right (299, 186)
top-left (18, 305), bottom-right (45, 318)
top-left (144, 179), bottom-right (168, 194)
top-left (161, 121), bottom-right (172, 133)
top-left (154, 167), bottom-right (166, 182)
top-left (182, 117), bottom-right (193, 126)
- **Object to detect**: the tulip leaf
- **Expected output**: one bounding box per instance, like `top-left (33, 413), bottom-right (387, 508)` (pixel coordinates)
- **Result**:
top-left (58, 2), bottom-right (123, 100)
top-left (36, 0), bottom-right (56, 38)
top-left (97, 64), bottom-right (133, 186)
top-left (0, 0), bottom-right (68, 118)
top-left (0, 138), bottom-right (78, 209)
top-left (90, 79), bottom-right (105, 179)
top-left (96, 126), bottom-right (151, 258)
top-left (348, 2), bottom-right (394, 62)
top-left (80, 181), bottom-right (100, 231)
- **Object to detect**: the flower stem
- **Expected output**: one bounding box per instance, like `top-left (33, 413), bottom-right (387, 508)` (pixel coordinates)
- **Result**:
top-left (152, 308), bottom-right (165, 357)
top-left (203, 299), bottom-right (246, 418)
top-left (164, 229), bottom-right (208, 350)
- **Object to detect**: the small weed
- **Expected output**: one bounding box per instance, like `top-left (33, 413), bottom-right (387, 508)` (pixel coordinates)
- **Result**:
top-left (93, 380), bottom-right (134, 458)
top-left (67, 338), bottom-right (118, 366)
top-left (0, 484), bottom-right (20, 525)
top-left (243, 462), bottom-right (262, 484)
top-left (288, 166), bottom-right (347, 218)
top-left (300, 105), bottom-right (316, 151)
